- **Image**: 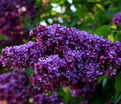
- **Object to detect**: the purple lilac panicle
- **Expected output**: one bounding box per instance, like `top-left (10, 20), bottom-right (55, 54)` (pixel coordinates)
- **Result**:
top-left (113, 12), bottom-right (121, 25)
top-left (0, 41), bottom-right (44, 71)
top-left (0, 0), bottom-right (35, 39)
top-left (0, 72), bottom-right (35, 104)
top-left (1, 24), bottom-right (121, 97)
top-left (30, 24), bottom-right (121, 96)
top-left (34, 93), bottom-right (64, 104)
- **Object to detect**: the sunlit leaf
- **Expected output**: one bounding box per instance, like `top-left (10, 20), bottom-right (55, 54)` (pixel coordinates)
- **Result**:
top-left (76, 6), bottom-right (88, 19)
top-left (108, 34), bottom-right (114, 42)
top-left (116, 31), bottom-right (121, 42)
top-left (65, 89), bottom-right (71, 104)
top-left (94, 25), bottom-right (110, 38)
top-left (115, 72), bottom-right (121, 99)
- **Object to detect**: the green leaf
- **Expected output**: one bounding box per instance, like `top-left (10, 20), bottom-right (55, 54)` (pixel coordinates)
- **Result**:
top-left (116, 31), bottom-right (121, 42)
top-left (102, 74), bottom-right (108, 87)
top-left (76, 6), bottom-right (88, 19)
top-left (87, 0), bottom-right (98, 2)
top-left (0, 35), bottom-right (10, 40)
top-left (103, 78), bottom-right (107, 87)
top-left (24, 68), bottom-right (34, 76)
top-left (98, 74), bottom-right (108, 87)
top-left (98, 76), bottom-right (103, 84)
top-left (108, 34), bottom-right (114, 42)
top-left (47, 91), bottom-right (55, 96)
top-left (71, 97), bottom-right (86, 104)
top-left (52, 0), bottom-right (66, 4)
top-left (94, 25), bottom-right (110, 38)
top-left (115, 72), bottom-right (121, 99)
top-left (65, 89), bottom-right (71, 104)
top-left (57, 86), bottom-right (65, 97)
top-left (34, 0), bottom-right (42, 8)
top-left (114, 94), bottom-right (121, 104)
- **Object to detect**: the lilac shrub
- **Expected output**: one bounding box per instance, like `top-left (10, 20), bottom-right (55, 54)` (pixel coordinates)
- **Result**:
top-left (0, 72), bottom-right (37, 104)
top-left (1, 24), bottom-right (121, 97)
top-left (30, 24), bottom-right (121, 96)
top-left (113, 12), bottom-right (121, 25)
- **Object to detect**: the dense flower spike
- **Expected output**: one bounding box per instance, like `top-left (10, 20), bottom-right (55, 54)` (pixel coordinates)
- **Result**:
top-left (30, 24), bottom-right (121, 96)
top-left (0, 0), bottom-right (35, 39)
top-left (0, 41), bottom-right (44, 71)
top-left (34, 93), bottom-right (64, 104)
top-left (0, 72), bottom-right (36, 104)
top-left (2, 24), bottom-right (121, 97)
top-left (113, 12), bottom-right (121, 25)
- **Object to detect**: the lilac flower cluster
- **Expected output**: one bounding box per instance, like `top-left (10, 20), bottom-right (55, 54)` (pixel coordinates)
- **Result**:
top-left (30, 24), bottom-right (121, 94)
top-left (0, 72), bottom-right (36, 104)
top-left (0, 0), bottom-right (35, 39)
top-left (0, 41), bottom-right (44, 71)
top-left (1, 24), bottom-right (121, 97)
top-left (34, 93), bottom-right (64, 104)
top-left (113, 12), bottom-right (121, 25)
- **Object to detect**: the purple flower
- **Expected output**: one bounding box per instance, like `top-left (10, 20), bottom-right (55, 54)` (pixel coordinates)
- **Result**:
top-left (113, 12), bottom-right (121, 25)
top-left (0, 0), bottom-right (35, 39)
top-left (34, 93), bottom-right (64, 104)
top-left (0, 72), bottom-right (37, 104)
top-left (0, 41), bottom-right (44, 71)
